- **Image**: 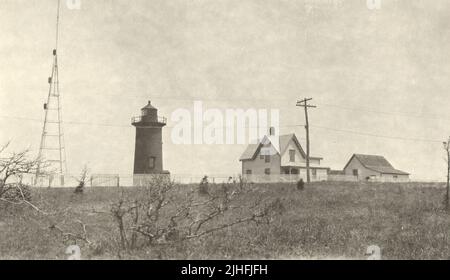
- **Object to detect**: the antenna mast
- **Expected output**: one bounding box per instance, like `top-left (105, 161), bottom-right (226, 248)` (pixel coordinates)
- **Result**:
top-left (35, 0), bottom-right (67, 187)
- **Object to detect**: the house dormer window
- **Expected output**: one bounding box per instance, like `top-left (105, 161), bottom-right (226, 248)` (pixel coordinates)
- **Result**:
top-left (289, 149), bottom-right (295, 162)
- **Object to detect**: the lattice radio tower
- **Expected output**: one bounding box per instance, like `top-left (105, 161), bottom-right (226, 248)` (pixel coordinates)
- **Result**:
top-left (35, 0), bottom-right (67, 186)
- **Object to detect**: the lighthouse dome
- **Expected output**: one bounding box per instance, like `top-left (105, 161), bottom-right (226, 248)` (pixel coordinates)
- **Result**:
top-left (141, 100), bottom-right (158, 121)
top-left (141, 100), bottom-right (157, 110)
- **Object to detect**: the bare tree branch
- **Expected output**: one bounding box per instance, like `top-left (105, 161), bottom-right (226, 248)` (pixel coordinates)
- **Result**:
top-left (110, 176), bottom-right (283, 252)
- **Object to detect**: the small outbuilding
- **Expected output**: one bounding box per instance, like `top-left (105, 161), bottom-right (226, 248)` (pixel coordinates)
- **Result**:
top-left (343, 154), bottom-right (410, 182)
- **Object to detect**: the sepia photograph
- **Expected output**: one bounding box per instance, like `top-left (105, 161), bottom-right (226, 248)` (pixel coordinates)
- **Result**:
top-left (0, 0), bottom-right (450, 267)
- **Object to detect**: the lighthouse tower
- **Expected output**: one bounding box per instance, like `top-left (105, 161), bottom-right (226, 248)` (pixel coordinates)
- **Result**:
top-left (131, 101), bottom-right (168, 178)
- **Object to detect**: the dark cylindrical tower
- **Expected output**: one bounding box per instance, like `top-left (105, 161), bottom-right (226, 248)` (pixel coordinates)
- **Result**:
top-left (131, 101), bottom-right (167, 174)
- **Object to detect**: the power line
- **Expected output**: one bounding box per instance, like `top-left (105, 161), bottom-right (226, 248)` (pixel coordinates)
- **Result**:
top-left (310, 125), bottom-right (442, 143)
top-left (77, 92), bottom-right (450, 122)
top-left (13, 89), bottom-right (450, 122)
top-left (1, 114), bottom-right (442, 143)
top-left (316, 102), bottom-right (450, 122)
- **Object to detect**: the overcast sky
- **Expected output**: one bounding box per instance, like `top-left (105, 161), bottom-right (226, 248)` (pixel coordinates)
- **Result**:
top-left (1, 0), bottom-right (450, 181)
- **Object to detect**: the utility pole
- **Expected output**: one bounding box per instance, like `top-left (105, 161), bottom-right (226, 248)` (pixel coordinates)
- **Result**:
top-left (444, 137), bottom-right (450, 210)
top-left (296, 98), bottom-right (316, 183)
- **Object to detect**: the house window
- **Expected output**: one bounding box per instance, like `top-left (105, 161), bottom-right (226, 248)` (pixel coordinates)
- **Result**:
top-left (246, 170), bottom-right (252, 175)
top-left (393, 175), bottom-right (398, 179)
top-left (367, 175), bottom-right (376, 182)
top-left (312, 169), bottom-right (317, 176)
top-left (264, 168), bottom-right (271, 175)
top-left (148, 157), bottom-right (155, 169)
top-left (265, 155), bottom-right (270, 163)
top-left (289, 149), bottom-right (295, 162)
top-left (353, 169), bottom-right (358, 176)
top-left (260, 154), bottom-right (264, 160)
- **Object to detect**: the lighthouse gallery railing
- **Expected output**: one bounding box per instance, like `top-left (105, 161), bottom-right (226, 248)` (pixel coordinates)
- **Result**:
top-left (131, 116), bottom-right (167, 124)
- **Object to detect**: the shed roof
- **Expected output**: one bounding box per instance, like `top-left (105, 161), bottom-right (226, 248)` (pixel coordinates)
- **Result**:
top-left (344, 154), bottom-right (409, 175)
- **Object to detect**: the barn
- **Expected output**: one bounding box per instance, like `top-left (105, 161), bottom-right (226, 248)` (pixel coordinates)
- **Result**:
top-left (343, 154), bottom-right (410, 182)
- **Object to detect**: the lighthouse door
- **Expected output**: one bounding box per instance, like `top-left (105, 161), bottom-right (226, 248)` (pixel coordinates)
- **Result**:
top-left (148, 157), bottom-right (155, 170)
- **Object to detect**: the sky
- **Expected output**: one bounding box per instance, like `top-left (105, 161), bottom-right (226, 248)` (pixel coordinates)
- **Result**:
top-left (1, 0), bottom-right (450, 181)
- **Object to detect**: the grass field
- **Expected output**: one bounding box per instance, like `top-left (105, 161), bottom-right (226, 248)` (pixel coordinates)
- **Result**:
top-left (0, 181), bottom-right (449, 260)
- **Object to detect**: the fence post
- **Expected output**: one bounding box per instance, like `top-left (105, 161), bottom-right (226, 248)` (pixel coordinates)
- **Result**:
top-left (48, 175), bottom-right (53, 188)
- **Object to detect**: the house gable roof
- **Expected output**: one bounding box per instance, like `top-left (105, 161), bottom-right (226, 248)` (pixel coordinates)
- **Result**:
top-left (279, 134), bottom-right (305, 158)
top-left (344, 154), bottom-right (409, 175)
top-left (239, 133), bottom-right (323, 161)
top-left (239, 143), bottom-right (260, 161)
top-left (239, 134), bottom-right (276, 161)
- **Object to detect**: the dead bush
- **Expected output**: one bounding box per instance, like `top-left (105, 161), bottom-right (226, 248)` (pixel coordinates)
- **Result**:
top-left (1, 183), bottom-right (32, 203)
top-left (111, 175), bottom-right (283, 253)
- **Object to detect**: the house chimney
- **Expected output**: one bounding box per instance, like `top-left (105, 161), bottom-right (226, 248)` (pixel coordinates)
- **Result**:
top-left (269, 127), bottom-right (275, 136)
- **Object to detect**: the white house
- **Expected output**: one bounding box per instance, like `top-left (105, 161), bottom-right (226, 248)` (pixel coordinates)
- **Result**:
top-left (239, 132), bottom-right (328, 182)
top-left (343, 154), bottom-right (410, 182)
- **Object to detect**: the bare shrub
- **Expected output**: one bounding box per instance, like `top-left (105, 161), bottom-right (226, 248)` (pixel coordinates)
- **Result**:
top-left (74, 166), bottom-right (89, 194)
top-left (198, 175), bottom-right (209, 195)
top-left (1, 183), bottom-right (32, 203)
top-left (297, 179), bottom-right (305, 190)
top-left (111, 175), bottom-right (283, 253)
top-left (0, 142), bottom-right (47, 187)
top-left (0, 142), bottom-right (47, 205)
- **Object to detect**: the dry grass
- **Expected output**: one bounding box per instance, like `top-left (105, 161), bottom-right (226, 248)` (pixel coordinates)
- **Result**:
top-left (0, 181), bottom-right (449, 260)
